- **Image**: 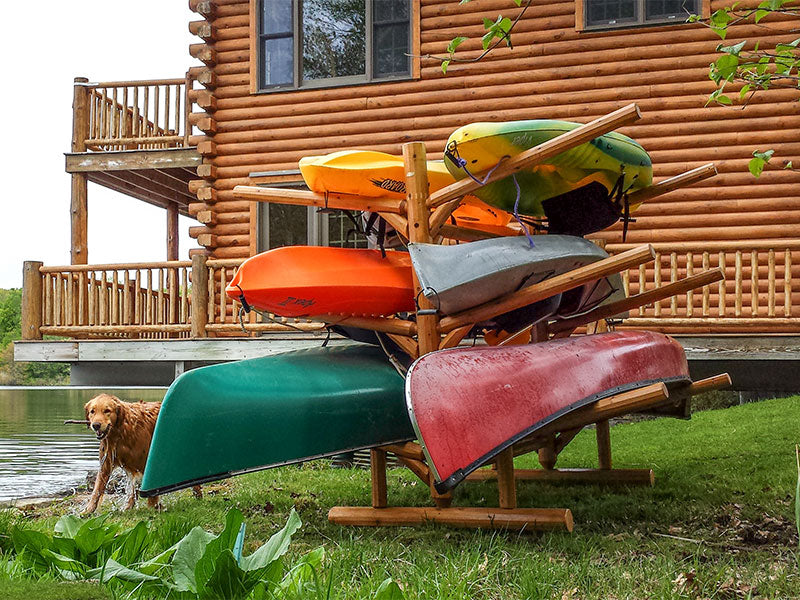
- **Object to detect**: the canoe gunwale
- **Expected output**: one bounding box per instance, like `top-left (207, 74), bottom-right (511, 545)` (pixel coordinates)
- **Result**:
top-left (140, 434), bottom-right (416, 497)
top-left (405, 366), bottom-right (690, 494)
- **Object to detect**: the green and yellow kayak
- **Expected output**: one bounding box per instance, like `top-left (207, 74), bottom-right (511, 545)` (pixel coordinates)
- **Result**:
top-left (140, 345), bottom-right (413, 496)
top-left (443, 120), bottom-right (653, 236)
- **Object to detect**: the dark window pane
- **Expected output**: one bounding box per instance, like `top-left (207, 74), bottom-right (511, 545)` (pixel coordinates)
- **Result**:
top-left (585, 0), bottom-right (638, 25)
top-left (375, 0), bottom-right (409, 22)
top-left (646, 0), bottom-right (696, 19)
top-left (261, 0), bottom-right (292, 35)
top-left (302, 0), bottom-right (366, 81)
top-left (374, 22), bottom-right (409, 77)
top-left (328, 212), bottom-right (368, 248)
top-left (269, 205), bottom-right (308, 248)
top-left (261, 37), bottom-right (293, 87)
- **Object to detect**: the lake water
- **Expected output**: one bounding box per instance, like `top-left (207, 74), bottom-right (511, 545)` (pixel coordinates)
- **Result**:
top-left (0, 387), bottom-right (166, 502)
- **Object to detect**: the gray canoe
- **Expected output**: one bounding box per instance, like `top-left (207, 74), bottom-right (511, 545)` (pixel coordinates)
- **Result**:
top-left (409, 235), bottom-right (623, 315)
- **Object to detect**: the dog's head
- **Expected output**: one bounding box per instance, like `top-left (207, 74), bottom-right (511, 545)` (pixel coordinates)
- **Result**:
top-left (84, 394), bottom-right (123, 440)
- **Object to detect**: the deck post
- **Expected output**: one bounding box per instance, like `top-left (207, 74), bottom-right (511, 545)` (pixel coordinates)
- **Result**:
top-left (190, 254), bottom-right (209, 338)
top-left (71, 77), bottom-right (90, 265)
top-left (21, 262), bottom-right (44, 340)
top-left (167, 203), bottom-right (179, 260)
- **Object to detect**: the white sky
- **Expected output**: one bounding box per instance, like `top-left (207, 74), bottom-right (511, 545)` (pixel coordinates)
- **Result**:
top-left (0, 2), bottom-right (199, 288)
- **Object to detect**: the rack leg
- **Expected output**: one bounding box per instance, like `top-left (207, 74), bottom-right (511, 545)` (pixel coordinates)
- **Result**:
top-left (596, 420), bottom-right (612, 470)
top-left (496, 447), bottom-right (517, 509)
top-left (370, 449), bottom-right (388, 508)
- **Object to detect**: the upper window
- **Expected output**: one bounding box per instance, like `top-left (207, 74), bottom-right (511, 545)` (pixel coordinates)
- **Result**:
top-left (256, 0), bottom-right (411, 91)
top-left (583, 0), bottom-right (697, 29)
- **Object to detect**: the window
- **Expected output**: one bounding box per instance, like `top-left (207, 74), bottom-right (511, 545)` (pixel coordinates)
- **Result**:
top-left (256, 203), bottom-right (368, 251)
top-left (255, 0), bottom-right (412, 92)
top-left (583, 0), bottom-right (698, 29)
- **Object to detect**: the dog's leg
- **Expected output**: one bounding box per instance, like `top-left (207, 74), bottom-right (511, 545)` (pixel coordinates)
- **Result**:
top-left (191, 485), bottom-right (203, 499)
top-left (146, 495), bottom-right (162, 510)
top-left (84, 457), bottom-right (111, 514)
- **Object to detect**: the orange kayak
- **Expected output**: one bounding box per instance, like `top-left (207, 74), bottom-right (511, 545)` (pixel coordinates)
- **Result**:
top-left (226, 246), bottom-right (415, 318)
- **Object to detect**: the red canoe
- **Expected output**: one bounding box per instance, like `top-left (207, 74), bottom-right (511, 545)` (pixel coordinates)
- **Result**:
top-left (405, 331), bottom-right (690, 492)
top-left (226, 246), bottom-right (414, 318)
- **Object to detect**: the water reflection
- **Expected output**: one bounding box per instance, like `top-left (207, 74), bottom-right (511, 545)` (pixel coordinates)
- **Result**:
top-left (0, 387), bottom-right (165, 501)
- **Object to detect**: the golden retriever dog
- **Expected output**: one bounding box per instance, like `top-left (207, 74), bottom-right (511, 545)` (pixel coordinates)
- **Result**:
top-left (83, 393), bottom-right (201, 513)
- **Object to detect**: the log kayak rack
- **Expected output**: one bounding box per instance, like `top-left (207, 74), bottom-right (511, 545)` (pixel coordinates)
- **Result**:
top-left (233, 103), bottom-right (730, 533)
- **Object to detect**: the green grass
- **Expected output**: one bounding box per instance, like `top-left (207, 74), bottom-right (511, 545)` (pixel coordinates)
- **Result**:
top-left (3, 396), bottom-right (799, 599)
top-left (0, 578), bottom-right (109, 600)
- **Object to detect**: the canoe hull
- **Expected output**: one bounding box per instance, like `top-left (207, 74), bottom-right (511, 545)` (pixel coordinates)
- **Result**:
top-left (406, 331), bottom-right (689, 492)
top-left (226, 246), bottom-right (415, 317)
top-left (141, 345), bottom-right (413, 496)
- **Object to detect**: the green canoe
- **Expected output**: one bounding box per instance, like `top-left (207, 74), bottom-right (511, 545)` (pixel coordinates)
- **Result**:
top-left (140, 345), bottom-right (413, 496)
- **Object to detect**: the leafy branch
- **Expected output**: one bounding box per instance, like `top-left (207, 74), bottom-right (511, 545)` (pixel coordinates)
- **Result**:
top-left (415, 0), bottom-right (532, 73)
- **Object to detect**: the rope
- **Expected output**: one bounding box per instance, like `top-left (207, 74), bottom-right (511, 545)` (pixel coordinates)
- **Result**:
top-left (376, 332), bottom-right (408, 378)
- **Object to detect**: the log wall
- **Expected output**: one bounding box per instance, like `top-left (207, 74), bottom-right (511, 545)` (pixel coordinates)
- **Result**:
top-left (186, 0), bottom-right (800, 260)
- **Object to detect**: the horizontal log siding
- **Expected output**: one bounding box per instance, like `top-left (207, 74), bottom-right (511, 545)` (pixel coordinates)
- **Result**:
top-left (194, 0), bottom-right (800, 260)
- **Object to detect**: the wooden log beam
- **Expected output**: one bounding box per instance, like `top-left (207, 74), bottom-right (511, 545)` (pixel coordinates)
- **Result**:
top-left (190, 255), bottom-right (208, 338)
top-left (549, 268), bottom-right (725, 335)
top-left (328, 506), bottom-right (574, 532)
top-left (439, 245), bottom-right (656, 333)
top-left (626, 163), bottom-right (718, 206)
top-left (232, 185), bottom-right (406, 214)
top-left (427, 103), bottom-right (642, 208)
top-left (370, 450), bottom-right (388, 509)
top-left (466, 468), bottom-right (655, 486)
top-left (313, 314), bottom-right (417, 337)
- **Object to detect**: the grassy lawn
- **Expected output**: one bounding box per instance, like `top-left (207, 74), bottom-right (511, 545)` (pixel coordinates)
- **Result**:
top-left (1, 396), bottom-right (798, 599)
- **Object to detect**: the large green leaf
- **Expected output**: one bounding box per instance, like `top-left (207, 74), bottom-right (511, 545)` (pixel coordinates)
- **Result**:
top-left (10, 527), bottom-right (52, 571)
top-left (41, 549), bottom-right (89, 579)
top-left (111, 521), bottom-right (151, 566)
top-left (87, 558), bottom-right (161, 585)
top-left (137, 542), bottom-right (180, 577)
top-left (54, 515), bottom-right (83, 539)
top-left (172, 526), bottom-right (216, 592)
top-left (199, 550), bottom-right (251, 600)
top-left (239, 509), bottom-right (301, 573)
top-left (194, 509), bottom-right (245, 591)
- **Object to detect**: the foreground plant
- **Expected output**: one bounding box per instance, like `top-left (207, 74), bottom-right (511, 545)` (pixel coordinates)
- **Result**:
top-left (9, 509), bottom-right (405, 600)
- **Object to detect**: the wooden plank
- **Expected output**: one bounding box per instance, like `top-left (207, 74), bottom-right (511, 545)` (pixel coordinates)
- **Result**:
top-left (232, 185), bottom-right (406, 215)
top-left (65, 148), bottom-right (202, 172)
top-left (13, 341), bottom-right (79, 362)
top-left (327, 506), bottom-right (574, 532)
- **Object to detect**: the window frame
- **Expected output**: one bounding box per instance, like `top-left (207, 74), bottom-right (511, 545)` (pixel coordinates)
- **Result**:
top-left (577, 0), bottom-right (707, 31)
top-left (249, 0), bottom-right (420, 94)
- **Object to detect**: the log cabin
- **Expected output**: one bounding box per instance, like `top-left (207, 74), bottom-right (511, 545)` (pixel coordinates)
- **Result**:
top-left (15, 0), bottom-right (800, 387)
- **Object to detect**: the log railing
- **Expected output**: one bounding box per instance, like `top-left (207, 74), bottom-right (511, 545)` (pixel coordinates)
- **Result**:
top-left (21, 258), bottom-right (320, 340)
top-left (76, 77), bottom-right (191, 152)
top-left (20, 242), bottom-right (800, 340)
top-left (605, 240), bottom-right (800, 333)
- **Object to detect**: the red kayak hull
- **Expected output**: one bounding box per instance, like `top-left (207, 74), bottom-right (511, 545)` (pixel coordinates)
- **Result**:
top-left (226, 246), bottom-right (414, 317)
top-left (406, 331), bottom-right (690, 492)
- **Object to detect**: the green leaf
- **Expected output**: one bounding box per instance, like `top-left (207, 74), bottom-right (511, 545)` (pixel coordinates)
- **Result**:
top-left (88, 558), bottom-right (161, 585)
top-left (54, 515), bottom-right (83, 540)
top-left (749, 157), bottom-right (768, 177)
top-left (10, 527), bottom-right (51, 558)
top-left (41, 550), bottom-right (89, 579)
top-left (718, 40), bottom-right (746, 56)
top-left (240, 509), bottom-right (302, 573)
top-left (137, 542), bottom-right (180, 577)
top-left (441, 60), bottom-right (450, 74)
top-left (199, 550), bottom-right (250, 600)
top-left (74, 518), bottom-right (116, 559)
top-left (784, 161), bottom-right (793, 169)
top-left (754, 8), bottom-right (770, 22)
top-left (481, 29), bottom-right (495, 50)
top-left (714, 54), bottom-right (740, 81)
top-left (111, 521), bottom-right (151, 566)
top-left (709, 9), bottom-right (731, 39)
top-left (446, 36), bottom-right (467, 54)
top-left (739, 84), bottom-right (752, 99)
top-left (172, 526), bottom-right (216, 592)
top-left (195, 509), bottom-right (245, 591)
top-left (374, 578), bottom-right (406, 600)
